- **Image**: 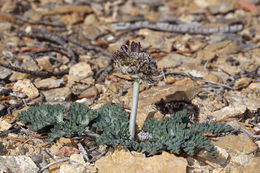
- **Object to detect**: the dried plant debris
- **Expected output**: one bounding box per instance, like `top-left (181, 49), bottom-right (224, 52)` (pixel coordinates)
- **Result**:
top-left (17, 103), bottom-right (232, 157)
top-left (110, 21), bottom-right (243, 34)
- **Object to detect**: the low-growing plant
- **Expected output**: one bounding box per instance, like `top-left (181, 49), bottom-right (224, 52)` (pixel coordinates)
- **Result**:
top-left (18, 103), bottom-right (232, 156)
top-left (18, 103), bottom-right (99, 142)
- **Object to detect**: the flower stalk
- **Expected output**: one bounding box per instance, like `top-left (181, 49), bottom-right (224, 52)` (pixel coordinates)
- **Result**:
top-left (129, 75), bottom-right (140, 140)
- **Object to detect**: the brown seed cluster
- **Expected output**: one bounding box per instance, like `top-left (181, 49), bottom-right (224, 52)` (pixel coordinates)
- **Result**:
top-left (113, 41), bottom-right (158, 84)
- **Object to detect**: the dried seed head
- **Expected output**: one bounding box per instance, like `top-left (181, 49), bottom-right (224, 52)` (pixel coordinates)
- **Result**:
top-left (113, 41), bottom-right (158, 84)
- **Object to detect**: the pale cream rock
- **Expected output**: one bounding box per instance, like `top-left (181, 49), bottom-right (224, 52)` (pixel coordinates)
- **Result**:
top-left (233, 77), bottom-right (253, 90)
top-left (42, 87), bottom-right (71, 102)
top-left (13, 79), bottom-right (39, 98)
top-left (95, 150), bottom-right (187, 173)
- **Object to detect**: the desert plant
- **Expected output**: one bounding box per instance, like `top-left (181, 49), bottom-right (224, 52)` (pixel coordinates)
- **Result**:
top-left (113, 41), bottom-right (158, 140)
top-left (18, 103), bottom-right (233, 156)
top-left (18, 103), bottom-right (99, 142)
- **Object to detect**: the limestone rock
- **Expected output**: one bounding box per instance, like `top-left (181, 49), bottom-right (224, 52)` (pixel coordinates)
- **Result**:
top-left (0, 155), bottom-right (39, 173)
top-left (197, 40), bottom-right (241, 61)
top-left (95, 150), bottom-right (187, 173)
top-left (68, 62), bottom-right (93, 85)
top-left (42, 87), bottom-right (71, 102)
top-left (137, 85), bottom-right (200, 108)
top-left (70, 154), bottom-right (85, 164)
top-left (209, 2), bottom-right (235, 14)
top-left (174, 78), bottom-right (197, 86)
top-left (68, 62), bottom-right (94, 92)
top-left (60, 12), bottom-right (83, 25)
top-left (0, 118), bottom-right (12, 131)
top-left (242, 157), bottom-right (260, 173)
top-left (13, 79), bottom-right (39, 98)
top-left (138, 29), bottom-right (171, 52)
top-left (248, 82), bottom-right (260, 92)
top-left (214, 134), bottom-right (257, 165)
top-left (34, 77), bottom-right (63, 89)
top-left (82, 25), bottom-right (102, 40)
top-left (210, 105), bottom-right (247, 120)
top-left (79, 86), bottom-right (98, 99)
top-left (203, 74), bottom-right (219, 82)
top-left (60, 164), bottom-right (97, 173)
top-left (136, 105), bottom-right (162, 129)
top-left (157, 53), bottom-right (199, 69)
top-left (233, 77), bottom-right (253, 90)
top-left (226, 91), bottom-right (260, 112)
top-left (0, 67), bottom-right (12, 79)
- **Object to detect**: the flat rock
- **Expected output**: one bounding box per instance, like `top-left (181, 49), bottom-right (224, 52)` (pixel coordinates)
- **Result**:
top-left (60, 12), bottom-right (83, 25)
top-left (68, 62), bottom-right (93, 85)
top-left (9, 72), bottom-right (29, 81)
top-left (0, 118), bottom-right (12, 131)
top-left (138, 29), bottom-right (172, 52)
top-left (131, 85), bottom-right (199, 128)
top-left (214, 134), bottom-right (257, 165)
top-left (95, 150), bottom-right (187, 173)
top-left (248, 82), bottom-right (260, 92)
top-left (174, 78), bottom-right (197, 86)
top-left (209, 2), bottom-right (235, 14)
top-left (42, 87), bottom-right (71, 102)
top-left (60, 164), bottom-right (97, 173)
top-left (178, 63), bottom-right (208, 78)
top-left (137, 85), bottom-right (200, 108)
top-left (203, 74), bottom-right (219, 82)
top-left (13, 79), bottom-right (39, 99)
top-left (226, 91), bottom-right (260, 112)
top-left (34, 77), bottom-right (63, 89)
top-left (36, 56), bottom-right (53, 71)
top-left (210, 105), bottom-right (247, 120)
top-left (157, 53), bottom-right (199, 69)
top-left (70, 154), bottom-right (85, 164)
top-left (0, 67), bottom-right (12, 79)
top-left (82, 25), bottom-right (102, 40)
top-left (68, 62), bottom-right (94, 92)
top-left (197, 40), bottom-right (241, 61)
top-left (242, 157), bottom-right (260, 173)
top-left (188, 146), bottom-right (230, 171)
top-left (233, 77), bottom-right (253, 90)
top-left (79, 86), bottom-right (99, 98)
top-left (0, 155), bottom-right (39, 173)
top-left (136, 105), bottom-right (164, 129)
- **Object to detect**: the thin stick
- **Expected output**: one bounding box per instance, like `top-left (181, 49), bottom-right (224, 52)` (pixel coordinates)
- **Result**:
top-left (90, 147), bottom-right (108, 162)
top-left (0, 61), bottom-right (68, 77)
top-left (38, 157), bottom-right (69, 173)
top-left (77, 142), bottom-right (89, 162)
top-left (129, 75), bottom-right (140, 140)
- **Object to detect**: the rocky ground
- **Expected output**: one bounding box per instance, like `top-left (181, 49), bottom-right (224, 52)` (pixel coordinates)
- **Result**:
top-left (0, 0), bottom-right (260, 173)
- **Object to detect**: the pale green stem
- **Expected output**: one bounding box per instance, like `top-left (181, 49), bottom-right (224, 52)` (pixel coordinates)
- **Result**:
top-left (129, 75), bottom-right (140, 140)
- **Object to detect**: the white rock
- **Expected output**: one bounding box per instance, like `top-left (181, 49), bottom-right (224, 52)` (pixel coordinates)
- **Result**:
top-left (70, 154), bottom-right (85, 164)
top-left (0, 156), bottom-right (39, 173)
top-left (0, 118), bottom-right (12, 131)
top-left (13, 79), bottom-right (39, 98)
top-left (211, 105), bottom-right (247, 120)
top-left (68, 62), bottom-right (93, 85)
